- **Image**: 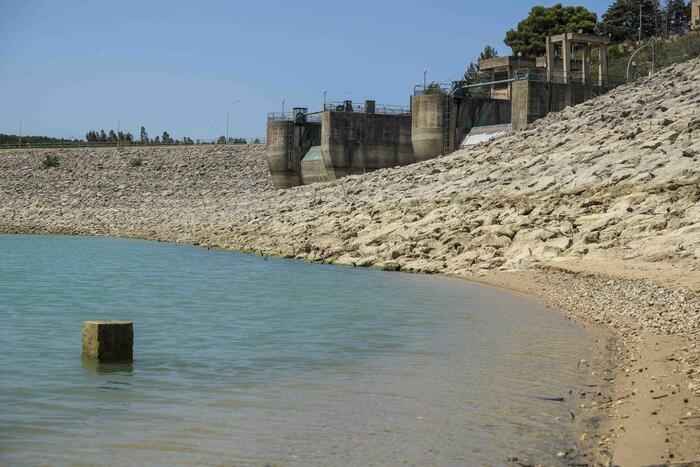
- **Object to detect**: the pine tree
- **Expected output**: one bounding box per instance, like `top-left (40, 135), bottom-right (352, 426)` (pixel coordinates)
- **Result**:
top-left (99, 130), bottom-right (107, 143)
top-left (108, 130), bottom-right (117, 143)
top-left (597, 0), bottom-right (662, 42)
top-left (140, 126), bottom-right (148, 144)
top-left (505, 4), bottom-right (598, 57)
top-left (463, 45), bottom-right (499, 84)
top-left (665, 0), bottom-right (691, 36)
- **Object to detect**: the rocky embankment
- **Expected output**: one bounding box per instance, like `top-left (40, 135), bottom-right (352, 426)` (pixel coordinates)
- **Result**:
top-left (2, 58), bottom-right (700, 464)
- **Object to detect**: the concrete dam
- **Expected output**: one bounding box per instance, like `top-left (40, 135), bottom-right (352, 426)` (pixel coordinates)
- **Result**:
top-left (267, 32), bottom-right (617, 190)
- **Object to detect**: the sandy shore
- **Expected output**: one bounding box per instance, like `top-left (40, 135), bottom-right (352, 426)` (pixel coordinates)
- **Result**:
top-left (2, 58), bottom-right (700, 465)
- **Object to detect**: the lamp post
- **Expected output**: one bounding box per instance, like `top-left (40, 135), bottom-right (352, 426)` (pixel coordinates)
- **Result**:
top-left (322, 89), bottom-right (327, 110)
top-left (226, 99), bottom-right (240, 145)
top-left (423, 68), bottom-right (427, 90)
top-left (19, 108), bottom-right (35, 149)
top-left (117, 105), bottom-right (133, 147)
top-left (626, 37), bottom-right (656, 81)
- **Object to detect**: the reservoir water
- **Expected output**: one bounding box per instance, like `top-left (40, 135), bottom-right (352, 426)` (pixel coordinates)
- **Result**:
top-left (0, 235), bottom-right (593, 465)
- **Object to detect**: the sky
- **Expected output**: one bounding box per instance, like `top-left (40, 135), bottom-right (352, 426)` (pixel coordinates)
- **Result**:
top-left (0, 0), bottom-right (613, 141)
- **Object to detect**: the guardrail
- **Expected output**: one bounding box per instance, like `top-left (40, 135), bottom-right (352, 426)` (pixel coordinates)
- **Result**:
top-left (267, 112), bottom-right (294, 121)
top-left (267, 111), bottom-right (323, 123)
top-left (324, 101), bottom-right (410, 115)
top-left (514, 68), bottom-right (627, 86)
top-left (413, 82), bottom-right (454, 96)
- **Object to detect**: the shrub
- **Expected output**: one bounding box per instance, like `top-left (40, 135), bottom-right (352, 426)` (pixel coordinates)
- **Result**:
top-left (41, 154), bottom-right (59, 169)
top-left (128, 156), bottom-right (143, 167)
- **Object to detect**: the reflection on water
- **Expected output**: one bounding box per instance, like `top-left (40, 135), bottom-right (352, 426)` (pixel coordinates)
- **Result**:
top-left (0, 235), bottom-right (594, 465)
top-left (82, 358), bottom-right (134, 375)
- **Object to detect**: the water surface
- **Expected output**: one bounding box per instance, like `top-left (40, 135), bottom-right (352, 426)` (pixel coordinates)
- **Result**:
top-left (0, 235), bottom-right (592, 465)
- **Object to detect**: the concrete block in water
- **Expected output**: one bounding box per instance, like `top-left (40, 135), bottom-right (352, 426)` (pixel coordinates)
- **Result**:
top-left (82, 320), bottom-right (133, 362)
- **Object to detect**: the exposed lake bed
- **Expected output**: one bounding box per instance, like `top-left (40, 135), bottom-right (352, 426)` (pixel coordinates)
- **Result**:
top-left (1, 235), bottom-right (601, 465)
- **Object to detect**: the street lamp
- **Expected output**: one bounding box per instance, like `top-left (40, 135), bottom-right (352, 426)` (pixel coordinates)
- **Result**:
top-left (117, 105), bottom-right (133, 147)
top-left (19, 108), bottom-right (35, 148)
top-left (423, 68), bottom-right (427, 90)
top-left (226, 99), bottom-right (241, 145)
top-left (322, 89), bottom-right (327, 110)
top-left (626, 37), bottom-right (656, 81)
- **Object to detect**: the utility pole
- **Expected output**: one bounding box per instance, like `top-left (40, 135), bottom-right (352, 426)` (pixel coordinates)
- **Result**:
top-left (226, 99), bottom-right (240, 145)
top-left (322, 89), bottom-right (327, 110)
top-left (423, 68), bottom-right (427, 90)
top-left (18, 108), bottom-right (35, 149)
top-left (117, 105), bottom-right (132, 148)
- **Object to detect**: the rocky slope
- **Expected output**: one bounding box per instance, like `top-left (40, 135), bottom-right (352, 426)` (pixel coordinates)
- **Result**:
top-left (221, 59), bottom-right (700, 277)
top-left (2, 58), bottom-right (700, 465)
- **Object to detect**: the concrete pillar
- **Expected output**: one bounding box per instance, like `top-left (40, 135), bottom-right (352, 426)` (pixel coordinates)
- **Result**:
top-left (582, 45), bottom-right (590, 85)
top-left (82, 320), bottom-right (133, 362)
top-left (598, 45), bottom-right (608, 87)
top-left (561, 36), bottom-right (570, 84)
top-left (545, 36), bottom-right (554, 82)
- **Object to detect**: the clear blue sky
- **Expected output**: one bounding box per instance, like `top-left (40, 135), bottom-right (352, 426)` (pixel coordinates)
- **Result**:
top-left (0, 0), bottom-right (612, 141)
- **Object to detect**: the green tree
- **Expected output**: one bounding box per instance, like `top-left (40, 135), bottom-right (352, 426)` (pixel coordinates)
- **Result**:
top-left (140, 126), bottom-right (148, 144)
top-left (162, 131), bottom-right (172, 144)
top-left (463, 45), bottom-right (499, 84)
top-left (99, 130), bottom-right (107, 143)
top-left (216, 135), bottom-right (227, 144)
top-left (597, 0), bottom-right (662, 42)
top-left (665, 0), bottom-right (691, 36)
top-left (505, 4), bottom-right (598, 58)
top-left (154, 135), bottom-right (160, 144)
top-left (108, 130), bottom-right (117, 143)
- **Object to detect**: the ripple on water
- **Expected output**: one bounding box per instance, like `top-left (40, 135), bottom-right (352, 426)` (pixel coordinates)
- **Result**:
top-left (0, 235), bottom-right (594, 465)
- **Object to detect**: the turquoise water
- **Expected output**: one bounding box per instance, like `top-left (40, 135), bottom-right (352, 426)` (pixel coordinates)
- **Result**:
top-left (0, 235), bottom-right (593, 465)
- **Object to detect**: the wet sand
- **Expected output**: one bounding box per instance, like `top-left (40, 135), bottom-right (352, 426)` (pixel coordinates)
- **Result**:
top-left (479, 262), bottom-right (700, 466)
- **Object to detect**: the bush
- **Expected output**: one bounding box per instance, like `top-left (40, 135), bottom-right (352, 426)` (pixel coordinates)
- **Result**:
top-left (128, 156), bottom-right (143, 167)
top-left (41, 154), bottom-right (59, 169)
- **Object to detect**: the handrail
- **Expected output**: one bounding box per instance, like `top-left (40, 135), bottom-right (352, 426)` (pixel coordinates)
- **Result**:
top-left (323, 101), bottom-right (410, 115)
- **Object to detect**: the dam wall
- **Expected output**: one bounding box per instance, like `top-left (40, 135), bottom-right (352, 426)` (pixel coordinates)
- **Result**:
top-left (320, 111), bottom-right (414, 180)
top-left (511, 80), bottom-right (611, 130)
top-left (266, 119), bottom-right (321, 189)
top-left (411, 94), bottom-right (511, 160)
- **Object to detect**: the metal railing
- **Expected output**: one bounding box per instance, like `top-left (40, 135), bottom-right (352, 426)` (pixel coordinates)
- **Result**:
top-left (267, 111), bottom-right (294, 122)
top-left (323, 101), bottom-right (410, 115)
top-left (413, 82), bottom-right (454, 96)
top-left (267, 111), bottom-right (323, 122)
top-left (514, 68), bottom-right (628, 87)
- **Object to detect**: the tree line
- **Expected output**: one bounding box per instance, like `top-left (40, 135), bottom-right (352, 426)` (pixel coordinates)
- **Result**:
top-left (85, 127), bottom-right (195, 145)
top-left (459, 0), bottom-right (694, 86)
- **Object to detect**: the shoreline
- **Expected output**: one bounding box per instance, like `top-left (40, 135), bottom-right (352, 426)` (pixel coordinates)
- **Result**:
top-left (3, 58), bottom-right (700, 463)
top-left (4, 229), bottom-right (699, 465)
